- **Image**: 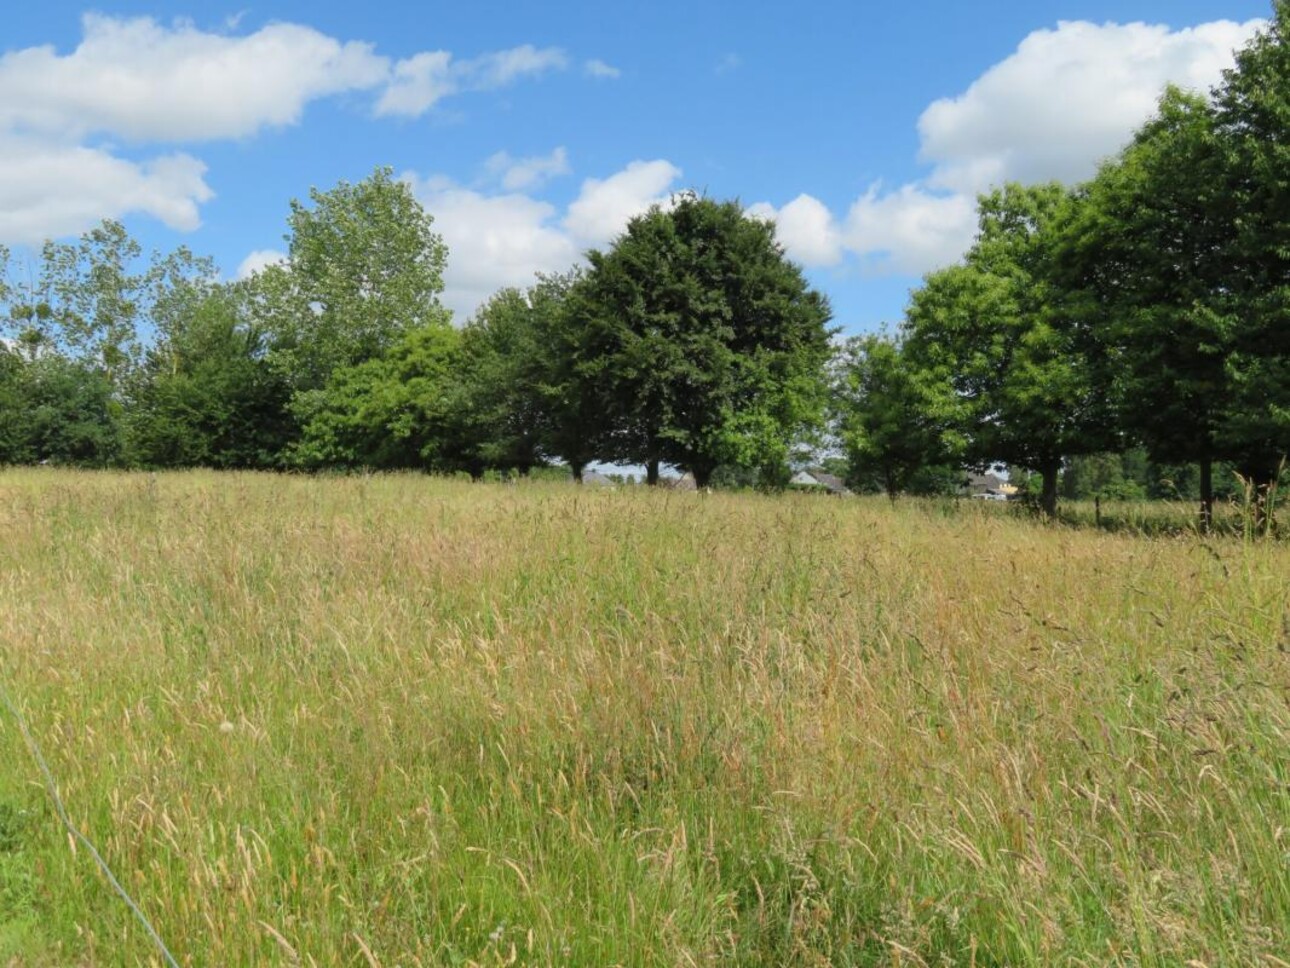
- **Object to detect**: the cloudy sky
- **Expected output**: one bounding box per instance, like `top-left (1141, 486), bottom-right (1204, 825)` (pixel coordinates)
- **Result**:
top-left (0, 1), bottom-right (1271, 335)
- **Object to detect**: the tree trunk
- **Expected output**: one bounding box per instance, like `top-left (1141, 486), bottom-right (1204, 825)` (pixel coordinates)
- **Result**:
top-left (646, 459), bottom-right (660, 486)
top-left (1199, 456), bottom-right (1214, 534)
top-left (1040, 460), bottom-right (1060, 519)
top-left (692, 465), bottom-right (714, 489)
top-left (571, 462), bottom-right (585, 484)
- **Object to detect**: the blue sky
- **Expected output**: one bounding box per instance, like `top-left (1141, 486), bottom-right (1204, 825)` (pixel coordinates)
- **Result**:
top-left (0, 1), bottom-right (1272, 336)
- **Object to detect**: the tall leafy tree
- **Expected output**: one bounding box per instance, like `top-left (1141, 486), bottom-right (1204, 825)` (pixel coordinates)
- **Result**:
top-left (29, 221), bottom-right (146, 384)
top-left (1056, 87), bottom-right (1235, 528)
top-left (252, 167), bottom-right (450, 394)
top-left (832, 333), bottom-right (962, 498)
top-left (904, 184), bottom-right (1112, 517)
top-left (123, 288), bottom-right (292, 469)
top-left (574, 193), bottom-right (833, 487)
top-left (1213, 2), bottom-right (1290, 493)
top-left (531, 276), bottom-right (611, 483)
top-left (291, 323), bottom-right (463, 472)
top-left (455, 275), bottom-right (582, 477)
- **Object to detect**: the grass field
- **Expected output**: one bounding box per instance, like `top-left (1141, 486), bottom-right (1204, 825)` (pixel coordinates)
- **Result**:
top-left (0, 470), bottom-right (1286, 966)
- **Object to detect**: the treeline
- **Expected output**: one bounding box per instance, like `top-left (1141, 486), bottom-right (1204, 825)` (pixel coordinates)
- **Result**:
top-left (0, 178), bottom-right (832, 489)
top-left (2, 6), bottom-right (1289, 526)
top-left (836, 5), bottom-right (1290, 526)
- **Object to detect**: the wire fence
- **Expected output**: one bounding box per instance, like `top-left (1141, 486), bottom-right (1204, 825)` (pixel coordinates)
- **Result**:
top-left (0, 677), bottom-right (181, 968)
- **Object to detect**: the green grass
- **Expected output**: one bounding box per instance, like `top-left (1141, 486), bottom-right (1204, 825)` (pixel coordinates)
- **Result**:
top-left (0, 469), bottom-right (1286, 966)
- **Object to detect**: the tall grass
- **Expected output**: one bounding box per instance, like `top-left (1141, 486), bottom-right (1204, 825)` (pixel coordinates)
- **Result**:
top-left (0, 470), bottom-right (1286, 966)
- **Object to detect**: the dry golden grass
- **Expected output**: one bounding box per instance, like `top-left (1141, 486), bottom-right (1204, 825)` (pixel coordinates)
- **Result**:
top-left (0, 469), bottom-right (1286, 966)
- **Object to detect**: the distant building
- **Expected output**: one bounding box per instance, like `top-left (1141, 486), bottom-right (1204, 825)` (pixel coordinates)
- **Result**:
top-left (578, 470), bottom-right (616, 486)
top-left (961, 472), bottom-right (1017, 500)
top-left (789, 469), bottom-right (851, 495)
top-left (663, 472), bottom-right (698, 491)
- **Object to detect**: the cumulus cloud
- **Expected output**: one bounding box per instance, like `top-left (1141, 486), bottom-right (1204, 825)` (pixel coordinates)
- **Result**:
top-left (236, 248), bottom-right (287, 280)
top-left (404, 158), bottom-right (684, 318)
top-left (919, 18), bottom-right (1264, 193)
top-left (0, 14), bottom-right (594, 244)
top-left (752, 16), bottom-right (1264, 279)
top-left (585, 59), bottom-right (621, 79)
top-left (563, 160), bottom-right (682, 246)
top-left (376, 52), bottom-right (456, 118)
top-left (0, 135), bottom-right (212, 244)
top-left (748, 194), bottom-right (843, 267)
top-left (484, 147), bottom-right (571, 191)
top-left (0, 14), bottom-right (389, 143)
top-left (401, 174), bottom-right (579, 318)
top-left (842, 186), bottom-right (978, 275)
top-left (376, 44), bottom-right (568, 117)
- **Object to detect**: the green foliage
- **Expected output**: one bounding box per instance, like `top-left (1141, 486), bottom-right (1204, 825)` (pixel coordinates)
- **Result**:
top-left (455, 272), bottom-right (584, 476)
top-left (291, 322), bottom-right (462, 471)
top-left (0, 353), bottom-right (120, 466)
top-left (123, 289), bottom-right (292, 469)
top-left (903, 183), bottom-right (1112, 515)
top-left (1212, 3), bottom-right (1290, 485)
top-left (832, 332), bottom-right (961, 498)
top-left (574, 193), bottom-right (834, 486)
top-left (252, 168), bottom-right (450, 394)
top-left (1060, 452), bottom-right (1148, 501)
top-left (1057, 88), bottom-right (1233, 500)
top-left (32, 220), bottom-right (144, 381)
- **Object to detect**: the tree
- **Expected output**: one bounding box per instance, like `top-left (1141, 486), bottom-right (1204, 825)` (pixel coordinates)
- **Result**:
top-left (252, 167), bottom-right (450, 394)
top-left (291, 323), bottom-right (463, 472)
top-left (28, 221), bottom-right (146, 384)
top-left (123, 288), bottom-right (292, 469)
top-left (3, 354), bottom-right (121, 466)
top-left (904, 184), bottom-right (1113, 517)
top-left (1056, 87), bottom-right (1235, 529)
top-left (574, 193), bottom-right (834, 487)
top-left (529, 269), bottom-right (614, 483)
top-left (832, 333), bottom-right (961, 498)
top-left (454, 274), bottom-right (582, 478)
top-left (1213, 2), bottom-right (1290, 500)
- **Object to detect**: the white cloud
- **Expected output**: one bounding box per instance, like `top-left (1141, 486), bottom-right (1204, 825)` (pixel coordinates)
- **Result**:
top-left (563, 159), bottom-right (682, 246)
top-left (0, 15), bottom-right (581, 244)
top-left (472, 44), bottom-right (568, 88)
top-left (585, 59), bottom-right (621, 79)
top-left (376, 51), bottom-right (456, 118)
top-left (748, 194), bottom-right (844, 267)
top-left (375, 44), bottom-right (567, 117)
top-left (752, 16), bottom-right (1265, 279)
top-left (404, 158), bottom-right (684, 318)
top-left (484, 147), bottom-right (571, 191)
top-left (843, 186), bottom-right (978, 275)
top-left (402, 174), bottom-right (580, 318)
top-left (0, 14), bottom-right (390, 142)
top-left (236, 248), bottom-right (286, 280)
top-left (919, 18), bottom-right (1265, 193)
top-left (0, 135), bottom-right (212, 244)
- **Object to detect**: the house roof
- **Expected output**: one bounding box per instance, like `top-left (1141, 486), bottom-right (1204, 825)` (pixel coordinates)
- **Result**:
top-left (964, 472), bottom-right (1007, 493)
top-left (791, 469), bottom-right (850, 494)
top-left (810, 471), bottom-right (849, 494)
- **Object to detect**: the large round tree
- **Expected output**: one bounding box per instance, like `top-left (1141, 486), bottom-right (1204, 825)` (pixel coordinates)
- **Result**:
top-left (573, 192), bottom-right (834, 487)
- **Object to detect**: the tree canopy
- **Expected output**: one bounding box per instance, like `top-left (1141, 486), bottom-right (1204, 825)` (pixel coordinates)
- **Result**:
top-left (573, 193), bottom-right (834, 486)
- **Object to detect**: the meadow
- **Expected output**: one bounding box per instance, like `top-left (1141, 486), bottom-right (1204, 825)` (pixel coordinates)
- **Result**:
top-left (0, 470), bottom-right (1286, 966)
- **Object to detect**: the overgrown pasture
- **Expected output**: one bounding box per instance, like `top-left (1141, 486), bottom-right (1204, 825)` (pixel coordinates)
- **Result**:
top-left (0, 471), bottom-right (1286, 966)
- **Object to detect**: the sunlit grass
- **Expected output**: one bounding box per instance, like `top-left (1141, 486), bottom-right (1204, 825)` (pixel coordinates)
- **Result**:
top-left (0, 469), bottom-right (1286, 965)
